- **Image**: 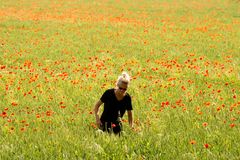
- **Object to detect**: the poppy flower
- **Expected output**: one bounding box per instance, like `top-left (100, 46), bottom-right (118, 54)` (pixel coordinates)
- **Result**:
top-left (2, 111), bottom-right (7, 118)
top-left (204, 143), bottom-right (209, 148)
top-left (190, 140), bottom-right (196, 145)
top-left (202, 122), bottom-right (208, 127)
top-left (230, 123), bottom-right (235, 128)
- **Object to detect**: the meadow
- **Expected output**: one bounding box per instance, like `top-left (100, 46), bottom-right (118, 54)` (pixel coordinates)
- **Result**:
top-left (0, 0), bottom-right (239, 159)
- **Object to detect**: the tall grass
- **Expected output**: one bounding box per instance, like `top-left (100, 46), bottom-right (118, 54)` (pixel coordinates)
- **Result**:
top-left (0, 0), bottom-right (239, 159)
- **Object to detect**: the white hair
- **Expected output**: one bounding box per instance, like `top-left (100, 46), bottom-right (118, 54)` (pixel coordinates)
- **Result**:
top-left (116, 71), bottom-right (130, 86)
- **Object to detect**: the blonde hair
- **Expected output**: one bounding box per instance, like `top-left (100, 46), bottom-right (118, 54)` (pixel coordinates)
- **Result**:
top-left (116, 71), bottom-right (130, 86)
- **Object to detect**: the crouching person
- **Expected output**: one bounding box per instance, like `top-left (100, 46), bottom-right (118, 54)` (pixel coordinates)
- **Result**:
top-left (94, 72), bottom-right (133, 135)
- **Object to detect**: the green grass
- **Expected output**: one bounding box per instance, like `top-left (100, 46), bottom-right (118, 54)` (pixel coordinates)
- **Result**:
top-left (0, 0), bottom-right (240, 159)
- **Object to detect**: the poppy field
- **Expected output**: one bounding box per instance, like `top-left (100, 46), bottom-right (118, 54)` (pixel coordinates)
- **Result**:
top-left (0, 0), bottom-right (239, 159)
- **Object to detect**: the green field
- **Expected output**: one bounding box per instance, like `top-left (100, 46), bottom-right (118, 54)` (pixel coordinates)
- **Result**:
top-left (0, 0), bottom-right (239, 159)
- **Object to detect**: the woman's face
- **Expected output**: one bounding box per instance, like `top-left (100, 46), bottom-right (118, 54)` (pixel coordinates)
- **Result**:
top-left (117, 82), bottom-right (128, 95)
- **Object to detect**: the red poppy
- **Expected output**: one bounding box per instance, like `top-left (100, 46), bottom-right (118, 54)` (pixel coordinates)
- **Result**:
top-left (202, 122), bottom-right (208, 127)
top-left (36, 114), bottom-right (41, 118)
top-left (204, 143), bottom-right (209, 148)
top-left (2, 111), bottom-right (7, 118)
top-left (230, 123), bottom-right (235, 128)
top-left (11, 102), bottom-right (18, 106)
top-left (190, 140), bottom-right (196, 145)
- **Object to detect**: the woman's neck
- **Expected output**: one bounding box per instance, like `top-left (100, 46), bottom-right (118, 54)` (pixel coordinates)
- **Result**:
top-left (114, 89), bottom-right (125, 100)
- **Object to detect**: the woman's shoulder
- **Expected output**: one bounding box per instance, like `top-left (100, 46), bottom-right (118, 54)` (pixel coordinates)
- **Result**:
top-left (125, 92), bottom-right (131, 99)
top-left (104, 88), bottom-right (115, 94)
top-left (106, 88), bottom-right (114, 91)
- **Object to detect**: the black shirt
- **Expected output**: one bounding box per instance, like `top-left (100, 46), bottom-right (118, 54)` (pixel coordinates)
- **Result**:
top-left (100, 88), bottom-right (132, 122)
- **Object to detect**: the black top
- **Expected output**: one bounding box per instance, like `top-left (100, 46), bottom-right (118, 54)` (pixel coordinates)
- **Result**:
top-left (100, 88), bottom-right (132, 122)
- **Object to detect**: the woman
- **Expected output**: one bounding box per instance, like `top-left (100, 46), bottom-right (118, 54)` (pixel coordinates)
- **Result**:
top-left (94, 72), bottom-right (133, 134)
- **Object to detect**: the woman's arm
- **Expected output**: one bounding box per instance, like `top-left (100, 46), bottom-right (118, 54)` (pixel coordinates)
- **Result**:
top-left (94, 100), bottom-right (103, 127)
top-left (127, 110), bottom-right (133, 128)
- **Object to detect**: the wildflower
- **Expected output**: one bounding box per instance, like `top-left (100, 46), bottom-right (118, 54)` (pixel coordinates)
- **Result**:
top-left (11, 102), bottom-right (18, 106)
top-left (46, 110), bottom-right (53, 116)
top-left (2, 111), bottom-right (7, 118)
top-left (151, 107), bottom-right (156, 111)
top-left (148, 97), bottom-right (153, 102)
top-left (216, 106), bottom-right (221, 111)
top-left (0, 65), bottom-right (6, 69)
top-left (205, 102), bottom-right (211, 106)
top-left (181, 86), bottom-right (186, 91)
top-left (91, 123), bottom-right (97, 128)
top-left (204, 143), bottom-right (209, 148)
top-left (36, 114), bottom-right (41, 118)
top-left (230, 123), bottom-right (235, 128)
top-left (202, 122), bottom-right (208, 127)
top-left (21, 120), bottom-right (26, 123)
top-left (121, 119), bottom-right (128, 123)
top-left (190, 140), bottom-right (196, 145)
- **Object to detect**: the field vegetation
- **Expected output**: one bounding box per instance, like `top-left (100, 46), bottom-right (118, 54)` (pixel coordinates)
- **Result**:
top-left (0, 0), bottom-right (239, 159)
